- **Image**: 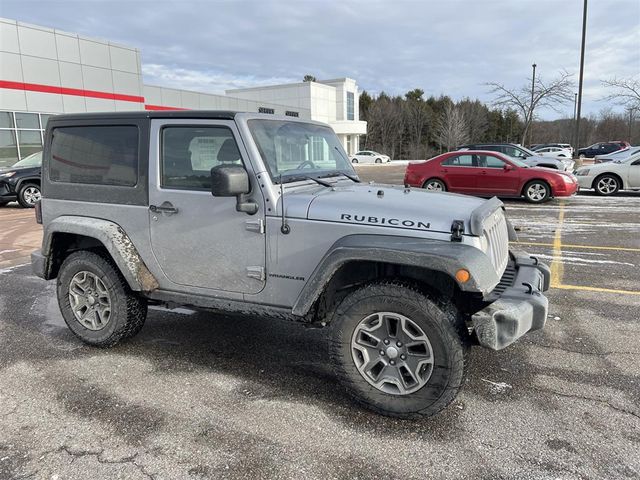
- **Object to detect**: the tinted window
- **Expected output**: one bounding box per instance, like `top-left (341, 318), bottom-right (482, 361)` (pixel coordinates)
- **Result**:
top-left (502, 146), bottom-right (524, 157)
top-left (161, 126), bottom-right (242, 190)
top-left (50, 126), bottom-right (138, 186)
top-left (443, 154), bottom-right (476, 166)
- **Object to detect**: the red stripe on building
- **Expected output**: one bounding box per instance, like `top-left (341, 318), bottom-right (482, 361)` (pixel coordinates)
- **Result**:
top-left (0, 80), bottom-right (144, 103)
top-left (144, 104), bottom-right (189, 111)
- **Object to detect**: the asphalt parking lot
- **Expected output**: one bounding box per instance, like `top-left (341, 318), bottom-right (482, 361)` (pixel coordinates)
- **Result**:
top-left (1, 167), bottom-right (639, 480)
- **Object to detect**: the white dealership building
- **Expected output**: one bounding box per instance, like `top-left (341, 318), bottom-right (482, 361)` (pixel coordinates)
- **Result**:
top-left (0, 17), bottom-right (367, 167)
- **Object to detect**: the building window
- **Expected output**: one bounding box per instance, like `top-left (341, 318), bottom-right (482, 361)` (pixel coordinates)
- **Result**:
top-left (258, 107), bottom-right (275, 114)
top-left (0, 111), bottom-right (51, 167)
top-left (346, 135), bottom-right (352, 155)
top-left (285, 111), bottom-right (299, 117)
top-left (346, 92), bottom-right (355, 121)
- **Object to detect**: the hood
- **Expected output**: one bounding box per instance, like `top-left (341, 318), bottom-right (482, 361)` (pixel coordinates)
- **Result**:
top-left (0, 165), bottom-right (39, 174)
top-left (281, 182), bottom-right (487, 234)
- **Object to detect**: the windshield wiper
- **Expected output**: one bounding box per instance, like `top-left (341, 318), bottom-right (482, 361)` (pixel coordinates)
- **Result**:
top-left (320, 171), bottom-right (361, 183)
top-left (280, 175), bottom-right (333, 187)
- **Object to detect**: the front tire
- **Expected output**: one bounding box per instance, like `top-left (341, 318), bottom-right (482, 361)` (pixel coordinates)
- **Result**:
top-left (328, 282), bottom-right (469, 418)
top-left (523, 180), bottom-right (551, 203)
top-left (351, 159), bottom-right (358, 164)
top-left (375, 158), bottom-right (382, 164)
top-left (594, 174), bottom-right (620, 196)
top-left (17, 183), bottom-right (41, 208)
top-left (57, 250), bottom-right (147, 347)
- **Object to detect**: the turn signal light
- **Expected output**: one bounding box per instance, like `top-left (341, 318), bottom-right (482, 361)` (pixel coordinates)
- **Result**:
top-left (455, 269), bottom-right (470, 283)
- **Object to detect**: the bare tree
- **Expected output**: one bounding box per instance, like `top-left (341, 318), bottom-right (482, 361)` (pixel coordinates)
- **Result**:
top-left (434, 102), bottom-right (469, 151)
top-left (487, 71), bottom-right (574, 144)
top-left (366, 94), bottom-right (404, 159)
top-left (601, 76), bottom-right (640, 110)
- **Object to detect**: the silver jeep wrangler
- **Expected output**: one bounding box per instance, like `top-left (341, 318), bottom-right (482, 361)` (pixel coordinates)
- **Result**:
top-left (32, 111), bottom-right (550, 418)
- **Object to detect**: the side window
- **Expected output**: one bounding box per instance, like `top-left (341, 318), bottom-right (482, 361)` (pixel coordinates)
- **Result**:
top-left (50, 125), bottom-right (138, 186)
top-left (161, 126), bottom-right (242, 190)
top-left (442, 154), bottom-right (476, 167)
top-left (483, 155), bottom-right (506, 168)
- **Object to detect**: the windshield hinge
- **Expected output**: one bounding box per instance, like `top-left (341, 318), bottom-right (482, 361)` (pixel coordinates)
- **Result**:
top-left (245, 219), bottom-right (264, 234)
top-left (451, 220), bottom-right (465, 242)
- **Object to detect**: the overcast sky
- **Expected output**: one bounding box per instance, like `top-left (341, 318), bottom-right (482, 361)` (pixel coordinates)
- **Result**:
top-left (2, 0), bottom-right (639, 119)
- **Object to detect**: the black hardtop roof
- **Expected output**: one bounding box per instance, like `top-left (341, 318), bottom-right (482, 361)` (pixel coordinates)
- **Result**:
top-left (47, 110), bottom-right (239, 122)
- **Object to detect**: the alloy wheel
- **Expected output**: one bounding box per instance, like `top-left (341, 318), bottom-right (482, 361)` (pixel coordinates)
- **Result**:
top-left (351, 312), bottom-right (434, 395)
top-left (526, 183), bottom-right (547, 201)
top-left (22, 186), bottom-right (41, 206)
top-left (596, 176), bottom-right (618, 195)
top-left (68, 271), bottom-right (112, 330)
top-left (424, 180), bottom-right (444, 191)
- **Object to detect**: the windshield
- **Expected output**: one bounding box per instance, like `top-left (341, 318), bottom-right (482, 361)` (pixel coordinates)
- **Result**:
top-left (13, 151), bottom-right (42, 168)
top-left (506, 156), bottom-right (530, 168)
top-left (247, 119), bottom-right (355, 183)
top-left (519, 146), bottom-right (538, 156)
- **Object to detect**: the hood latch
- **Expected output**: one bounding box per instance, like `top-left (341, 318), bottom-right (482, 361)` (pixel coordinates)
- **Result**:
top-left (450, 220), bottom-right (465, 242)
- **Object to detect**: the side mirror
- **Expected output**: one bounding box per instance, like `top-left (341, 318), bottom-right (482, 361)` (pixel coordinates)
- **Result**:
top-left (504, 164), bottom-right (514, 171)
top-left (211, 165), bottom-right (258, 215)
top-left (211, 164), bottom-right (250, 196)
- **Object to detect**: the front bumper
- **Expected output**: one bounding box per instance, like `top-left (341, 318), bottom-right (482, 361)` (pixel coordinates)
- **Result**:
top-left (577, 175), bottom-right (594, 189)
top-left (0, 181), bottom-right (17, 201)
top-left (472, 253), bottom-right (550, 350)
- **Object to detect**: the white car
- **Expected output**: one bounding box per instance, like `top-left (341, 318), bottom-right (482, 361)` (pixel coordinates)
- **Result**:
top-left (575, 151), bottom-right (640, 195)
top-left (350, 151), bottom-right (391, 164)
top-left (534, 146), bottom-right (573, 159)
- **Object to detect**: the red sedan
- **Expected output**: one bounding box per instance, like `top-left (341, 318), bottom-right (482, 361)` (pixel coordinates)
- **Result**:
top-left (404, 150), bottom-right (579, 203)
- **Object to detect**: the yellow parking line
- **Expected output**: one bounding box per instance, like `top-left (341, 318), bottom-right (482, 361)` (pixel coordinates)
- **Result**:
top-left (549, 203), bottom-right (565, 287)
top-left (514, 241), bottom-right (640, 253)
top-left (552, 284), bottom-right (640, 295)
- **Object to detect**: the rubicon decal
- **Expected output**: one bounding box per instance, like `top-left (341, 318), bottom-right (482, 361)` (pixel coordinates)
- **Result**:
top-left (340, 214), bottom-right (430, 229)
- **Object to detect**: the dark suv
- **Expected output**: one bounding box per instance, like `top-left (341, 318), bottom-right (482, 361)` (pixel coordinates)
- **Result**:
top-left (0, 152), bottom-right (42, 208)
top-left (576, 142), bottom-right (628, 159)
top-left (458, 143), bottom-right (574, 171)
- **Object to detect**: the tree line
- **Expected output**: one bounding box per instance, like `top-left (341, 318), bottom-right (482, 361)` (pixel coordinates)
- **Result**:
top-left (356, 74), bottom-right (640, 159)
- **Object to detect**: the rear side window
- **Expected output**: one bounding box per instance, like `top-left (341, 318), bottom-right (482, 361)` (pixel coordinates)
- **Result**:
top-left (50, 126), bottom-right (138, 186)
top-left (442, 154), bottom-right (476, 166)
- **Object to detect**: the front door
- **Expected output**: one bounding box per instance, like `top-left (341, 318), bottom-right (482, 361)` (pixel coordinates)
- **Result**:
top-left (148, 119), bottom-right (265, 294)
top-left (628, 159), bottom-right (640, 188)
top-left (476, 154), bottom-right (521, 195)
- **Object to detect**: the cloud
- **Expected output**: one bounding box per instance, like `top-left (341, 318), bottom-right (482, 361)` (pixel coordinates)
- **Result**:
top-left (2, 0), bottom-right (639, 118)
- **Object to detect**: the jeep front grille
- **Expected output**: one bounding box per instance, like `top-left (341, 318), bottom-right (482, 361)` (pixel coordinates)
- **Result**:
top-left (483, 212), bottom-right (509, 278)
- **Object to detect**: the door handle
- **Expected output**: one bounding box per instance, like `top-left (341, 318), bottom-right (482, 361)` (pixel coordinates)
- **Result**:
top-left (480, 170), bottom-right (487, 175)
top-left (149, 201), bottom-right (179, 215)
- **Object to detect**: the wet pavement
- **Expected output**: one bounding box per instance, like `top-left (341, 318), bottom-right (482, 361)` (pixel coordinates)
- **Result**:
top-left (0, 176), bottom-right (639, 479)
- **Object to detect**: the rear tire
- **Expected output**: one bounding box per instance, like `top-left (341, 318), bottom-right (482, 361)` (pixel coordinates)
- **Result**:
top-left (57, 250), bottom-right (147, 347)
top-left (523, 180), bottom-right (551, 203)
top-left (352, 159), bottom-right (358, 164)
top-left (328, 282), bottom-right (469, 418)
top-left (375, 158), bottom-right (382, 164)
top-left (17, 183), bottom-right (41, 208)
top-left (593, 174), bottom-right (620, 196)
top-left (422, 178), bottom-right (447, 192)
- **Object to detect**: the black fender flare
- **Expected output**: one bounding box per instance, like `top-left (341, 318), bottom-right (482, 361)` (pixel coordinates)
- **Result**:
top-left (15, 175), bottom-right (41, 193)
top-left (291, 234), bottom-right (500, 316)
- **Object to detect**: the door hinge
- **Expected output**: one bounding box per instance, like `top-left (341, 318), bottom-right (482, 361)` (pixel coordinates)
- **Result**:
top-left (245, 219), bottom-right (265, 234)
top-left (246, 266), bottom-right (265, 281)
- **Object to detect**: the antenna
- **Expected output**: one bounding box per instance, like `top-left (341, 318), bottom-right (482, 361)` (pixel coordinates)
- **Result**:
top-left (280, 174), bottom-right (290, 234)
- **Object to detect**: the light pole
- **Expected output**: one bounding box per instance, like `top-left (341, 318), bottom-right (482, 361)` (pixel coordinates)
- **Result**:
top-left (529, 63), bottom-right (537, 146)
top-left (572, 93), bottom-right (578, 148)
top-left (574, 0), bottom-right (588, 157)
